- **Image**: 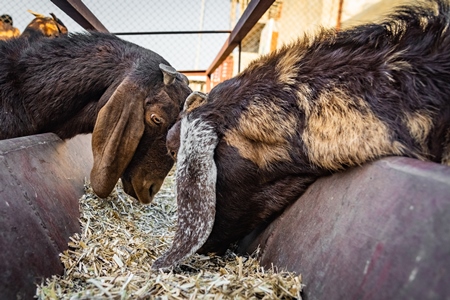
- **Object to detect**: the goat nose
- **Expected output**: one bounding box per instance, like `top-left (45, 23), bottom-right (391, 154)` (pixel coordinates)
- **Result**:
top-left (122, 179), bottom-right (138, 199)
top-left (148, 184), bottom-right (157, 199)
top-left (133, 179), bottom-right (164, 204)
top-left (170, 150), bottom-right (177, 160)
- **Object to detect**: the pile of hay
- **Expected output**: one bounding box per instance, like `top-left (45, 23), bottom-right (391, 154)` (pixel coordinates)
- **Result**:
top-left (36, 171), bottom-right (303, 299)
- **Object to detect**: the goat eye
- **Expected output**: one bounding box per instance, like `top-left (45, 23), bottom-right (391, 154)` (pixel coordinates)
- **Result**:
top-left (151, 114), bottom-right (162, 125)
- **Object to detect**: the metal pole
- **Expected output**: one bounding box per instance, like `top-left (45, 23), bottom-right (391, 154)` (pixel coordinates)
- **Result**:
top-left (50, 0), bottom-right (108, 32)
top-left (194, 0), bottom-right (207, 69)
top-left (238, 41), bottom-right (242, 74)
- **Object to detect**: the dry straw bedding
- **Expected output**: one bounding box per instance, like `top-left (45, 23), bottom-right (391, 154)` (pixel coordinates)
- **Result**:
top-left (36, 171), bottom-right (303, 299)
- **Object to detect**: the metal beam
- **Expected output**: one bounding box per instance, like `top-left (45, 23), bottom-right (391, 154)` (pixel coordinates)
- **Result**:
top-left (206, 0), bottom-right (275, 75)
top-left (50, 0), bottom-right (108, 32)
top-left (179, 70), bottom-right (207, 76)
top-left (113, 30), bottom-right (231, 36)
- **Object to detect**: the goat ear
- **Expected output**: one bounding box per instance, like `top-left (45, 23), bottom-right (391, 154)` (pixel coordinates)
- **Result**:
top-left (152, 119), bottom-right (218, 270)
top-left (159, 63), bottom-right (178, 85)
top-left (90, 76), bottom-right (146, 198)
top-left (184, 91), bottom-right (207, 112)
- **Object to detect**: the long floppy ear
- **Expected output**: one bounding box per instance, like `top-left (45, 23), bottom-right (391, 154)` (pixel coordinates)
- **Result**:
top-left (165, 92), bottom-right (208, 160)
top-left (152, 117), bottom-right (218, 270)
top-left (90, 76), bottom-right (146, 198)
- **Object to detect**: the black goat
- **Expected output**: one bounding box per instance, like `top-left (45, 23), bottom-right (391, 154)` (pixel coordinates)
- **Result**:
top-left (0, 31), bottom-right (192, 204)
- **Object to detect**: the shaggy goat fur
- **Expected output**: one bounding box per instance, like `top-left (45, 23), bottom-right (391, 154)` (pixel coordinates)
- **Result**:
top-left (154, 0), bottom-right (450, 269)
top-left (0, 31), bottom-right (191, 204)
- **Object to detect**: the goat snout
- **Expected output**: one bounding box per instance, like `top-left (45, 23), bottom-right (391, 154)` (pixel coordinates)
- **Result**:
top-left (122, 177), bottom-right (164, 204)
top-left (168, 149), bottom-right (177, 160)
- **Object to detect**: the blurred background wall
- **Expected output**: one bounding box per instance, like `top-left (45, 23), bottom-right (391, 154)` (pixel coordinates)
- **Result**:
top-left (1, 0), bottom-right (417, 92)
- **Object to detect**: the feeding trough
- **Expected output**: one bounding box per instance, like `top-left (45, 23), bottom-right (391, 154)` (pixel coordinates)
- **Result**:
top-left (0, 133), bottom-right (93, 299)
top-left (1, 133), bottom-right (450, 299)
top-left (239, 157), bottom-right (450, 299)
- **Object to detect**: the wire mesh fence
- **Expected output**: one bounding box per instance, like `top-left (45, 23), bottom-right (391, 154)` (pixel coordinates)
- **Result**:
top-left (85, 0), bottom-right (231, 72)
top-left (1, 0), bottom-right (413, 90)
top-left (0, 0), bottom-right (231, 73)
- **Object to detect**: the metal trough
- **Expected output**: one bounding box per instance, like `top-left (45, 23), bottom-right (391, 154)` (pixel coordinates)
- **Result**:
top-left (1, 132), bottom-right (449, 299)
top-left (0, 133), bottom-right (93, 299)
top-left (239, 157), bottom-right (450, 299)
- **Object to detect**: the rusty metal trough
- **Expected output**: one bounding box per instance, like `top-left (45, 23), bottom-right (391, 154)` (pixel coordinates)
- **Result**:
top-left (239, 157), bottom-right (450, 299)
top-left (0, 133), bottom-right (93, 299)
top-left (1, 132), bottom-right (449, 299)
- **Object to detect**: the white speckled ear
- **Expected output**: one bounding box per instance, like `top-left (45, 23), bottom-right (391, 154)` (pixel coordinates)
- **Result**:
top-left (152, 116), bottom-right (218, 270)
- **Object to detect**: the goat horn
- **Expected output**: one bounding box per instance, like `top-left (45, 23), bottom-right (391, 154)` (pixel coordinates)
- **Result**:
top-left (159, 63), bottom-right (178, 85)
top-left (184, 91), bottom-right (207, 112)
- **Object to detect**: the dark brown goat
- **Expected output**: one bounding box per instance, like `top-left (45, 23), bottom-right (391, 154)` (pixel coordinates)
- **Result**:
top-left (0, 31), bottom-right (192, 204)
top-left (21, 10), bottom-right (68, 41)
top-left (153, 0), bottom-right (450, 269)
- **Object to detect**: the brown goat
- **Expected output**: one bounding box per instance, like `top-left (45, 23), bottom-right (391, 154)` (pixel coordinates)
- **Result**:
top-left (153, 0), bottom-right (450, 269)
top-left (0, 14), bottom-right (20, 40)
top-left (21, 10), bottom-right (68, 41)
top-left (0, 31), bottom-right (192, 204)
